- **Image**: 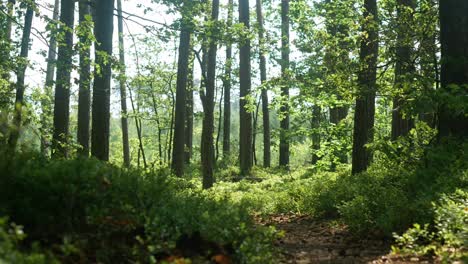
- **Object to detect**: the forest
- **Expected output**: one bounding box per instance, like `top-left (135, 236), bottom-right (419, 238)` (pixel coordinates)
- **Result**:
top-left (0, 0), bottom-right (467, 263)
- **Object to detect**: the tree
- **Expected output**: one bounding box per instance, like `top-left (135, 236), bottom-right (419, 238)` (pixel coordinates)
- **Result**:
top-left (391, 0), bottom-right (415, 140)
top-left (117, 0), bottom-right (131, 166)
top-left (239, 0), bottom-right (253, 175)
top-left (77, 0), bottom-right (92, 156)
top-left (255, 0), bottom-right (271, 168)
top-left (40, 0), bottom-right (60, 157)
top-left (279, 0), bottom-right (290, 167)
top-left (351, 0), bottom-right (378, 174)
top-left (184, 51), bottom-right (194, 164)
top-left (171, 1), bottom-right (191, 176)
top-left (8, 1), bottom-right (34, 150)
top-left (222, 0), bottom-right (233, 158)
top-left (201, 0), bottom-right (220, 189)
top-left (437, 0), bottom-right (468, 138)
top-left (52, 0), bottom-right (75, 157)
top-left (91, 0), bottom-right (114, 161)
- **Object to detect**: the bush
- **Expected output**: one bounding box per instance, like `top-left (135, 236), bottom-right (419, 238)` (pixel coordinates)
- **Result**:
top-left (0, 152), bottom-right (278, 263)
top-left (393, 190), bottom-right (468, 261)
top-left (0, 218), bottom-right (57, 264)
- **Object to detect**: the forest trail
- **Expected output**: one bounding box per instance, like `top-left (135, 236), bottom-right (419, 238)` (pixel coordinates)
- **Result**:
top-left (258, 214), bottom-right (438, 264)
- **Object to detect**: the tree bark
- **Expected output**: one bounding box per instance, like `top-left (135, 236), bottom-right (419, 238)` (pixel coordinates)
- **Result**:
top-left (185, 52), bottom-right (194, 164)
top-left (311, 105), bottom-right (321, 164)
top-left (117, 0), bottom-right (131, 166)
top-left (279, 0), bottom-right (290, 168)
top-left (91, 0), bottom-right (114, 161)
top-left (77, 0), bottom-right (92, 156)
top-left (171, 3), bottom-right (191, 176)
top-left (438, 0), bottom-right (468, 138)
top-left (239, 0), bottom-right (253, 176)
top-left (40, 0), bottom-right (59, 157)
top-left (256, 0), bottom-right (271, 168)
top-left (52, 0), bottom-right (75, 158)
top-left (201, 0), bottom-right (219, 189)
top-left (223, 0), bottom-right (233, 158)
top-left (351, 0), bottom-right (378, 174)
top-left (8, 1), bottom-right (34, 151)
top-left (391, 0), bottom-right (415, 140)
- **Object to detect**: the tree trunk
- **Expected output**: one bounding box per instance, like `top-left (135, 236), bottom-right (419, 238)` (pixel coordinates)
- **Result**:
top-left (117, 0), bottom-right (131, 166)
top-left (438, 0), bottom-right (468, 138)
top-left (52, 0), bottom-right (74, 158)
top-left (391, 0), bottom-right (415, 140)
top-left (91, 0), bottom-right (114, 161)
top-left (40, 0), bottom-right (59, 157)
top-left (223, 0), bottom-right (233, 158)
top-left (351, 0), bottom-right (378, 174)
top-left (256, 0), bottom-right (271, 168)
top-left (171, 7), bottom-right (191, 176)
top-left (185, 52), bottom-right (194, 164)
top-left (239, 0), bottom-right (253, 176)
top-left (201, 0), bottom-right (219, 189)
top-left (279, 0), bottom-right (290, 167)
top-left (311, 105), bottom-right (321, 164)
top-left (77, 0), bottom-right (92, 156)
top-left (7, 2), bottom-right (34, 151)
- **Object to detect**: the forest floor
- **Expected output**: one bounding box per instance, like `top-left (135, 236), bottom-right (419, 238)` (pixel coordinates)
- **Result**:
top-left (257, 214), bottom-right (440, 264)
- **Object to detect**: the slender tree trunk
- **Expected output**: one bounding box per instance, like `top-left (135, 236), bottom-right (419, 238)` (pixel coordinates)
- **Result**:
top-left (215, 83), bottom-right (223, 161)
top-left (223, 0), bottom-right (233, 158)
top-left (7, 2), bottom-right (34, 150)
top-left (117, 0), bottom-right (131, 166)
top-left (391, 0), bottom-right (415, 140)
top-left (252, 96), bottom-right (261, 166)
top-left (239, 0), bottom-right (253, 176)
top-left (201, 0), bottom-right (219, 189)
top-left (77, 0), bottom-right (92, 156)
top-left (438, 0), bottom-right (468, 138)
top-left (91, 0), bottom-right (114, 161)
top-left (279, 0), bottom-right (290, 167)
top-left (185, 53), bottom-right (194, 164)
top-left (52, 0), bottom-right (75, 158)
top-left (171, 4), bottom-right (191, 176)
top-left (40, 0), bottom-right (59, 157)
top-left (151, 89), bottom-right (164, 166)
top-left (351, 0), bottom-right (379, 174)
top-left (256, 0), bottom-right (271, 167)
top-left (311, 105), bottom-right (321, 164)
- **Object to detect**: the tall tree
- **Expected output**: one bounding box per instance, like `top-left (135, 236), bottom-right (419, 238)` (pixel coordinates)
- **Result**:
top-left (52, 0), bottom-right (75, 157)
top-left (171, 1), bottom-right (191, 176)
top-left (391, 0), bottom-right (415, 140)
top-left (279, 0), bottom-right (290, 167)
top-left (256, 0), bottom-right (271, 167)
top-left (184, 50), bottom-right (194, 164)
top-left (201, 0), bottom-right (220, 188)
top-left (222, 0), bottom-right (233, 158)
top-left (438, 0), bottom-right (468, 138)
top-left (91, 0), bottom-right (114, 161)
top-left (351, 0), bottom-right (379, 174)
top-left (77, 0), bottom-right (92, 156)
top-left (40, 0), bottom-right (59, 157)
top-left (117, 0), bottom-right (131, 166)
top-left (239, 0), bottom-right (253, 175)
top-left (7, 1), bottom-right (34, 150)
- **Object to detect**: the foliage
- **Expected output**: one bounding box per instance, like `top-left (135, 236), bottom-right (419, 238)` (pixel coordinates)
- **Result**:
top-left (393, 190), bottom-right (468, 262)
top-left (0, 152), bottom-right (279, 263)
top-left (0, 218), bottom-right (57, 264)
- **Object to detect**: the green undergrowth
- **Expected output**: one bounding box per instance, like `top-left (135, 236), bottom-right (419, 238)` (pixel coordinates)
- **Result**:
top-left (0, 152), bottom-right (278, 263)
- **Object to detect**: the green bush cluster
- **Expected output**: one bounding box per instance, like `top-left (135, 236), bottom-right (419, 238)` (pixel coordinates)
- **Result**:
top-left (0, 218), bottom-right (57, 264)
top-left (0, 152), bottom-right (278, 263)
top-left (393, 190), bottom-right (467, 261)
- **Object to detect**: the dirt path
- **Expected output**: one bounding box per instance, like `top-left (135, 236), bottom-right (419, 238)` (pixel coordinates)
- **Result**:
top-left (258, 214), bottom-right (437, 264)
